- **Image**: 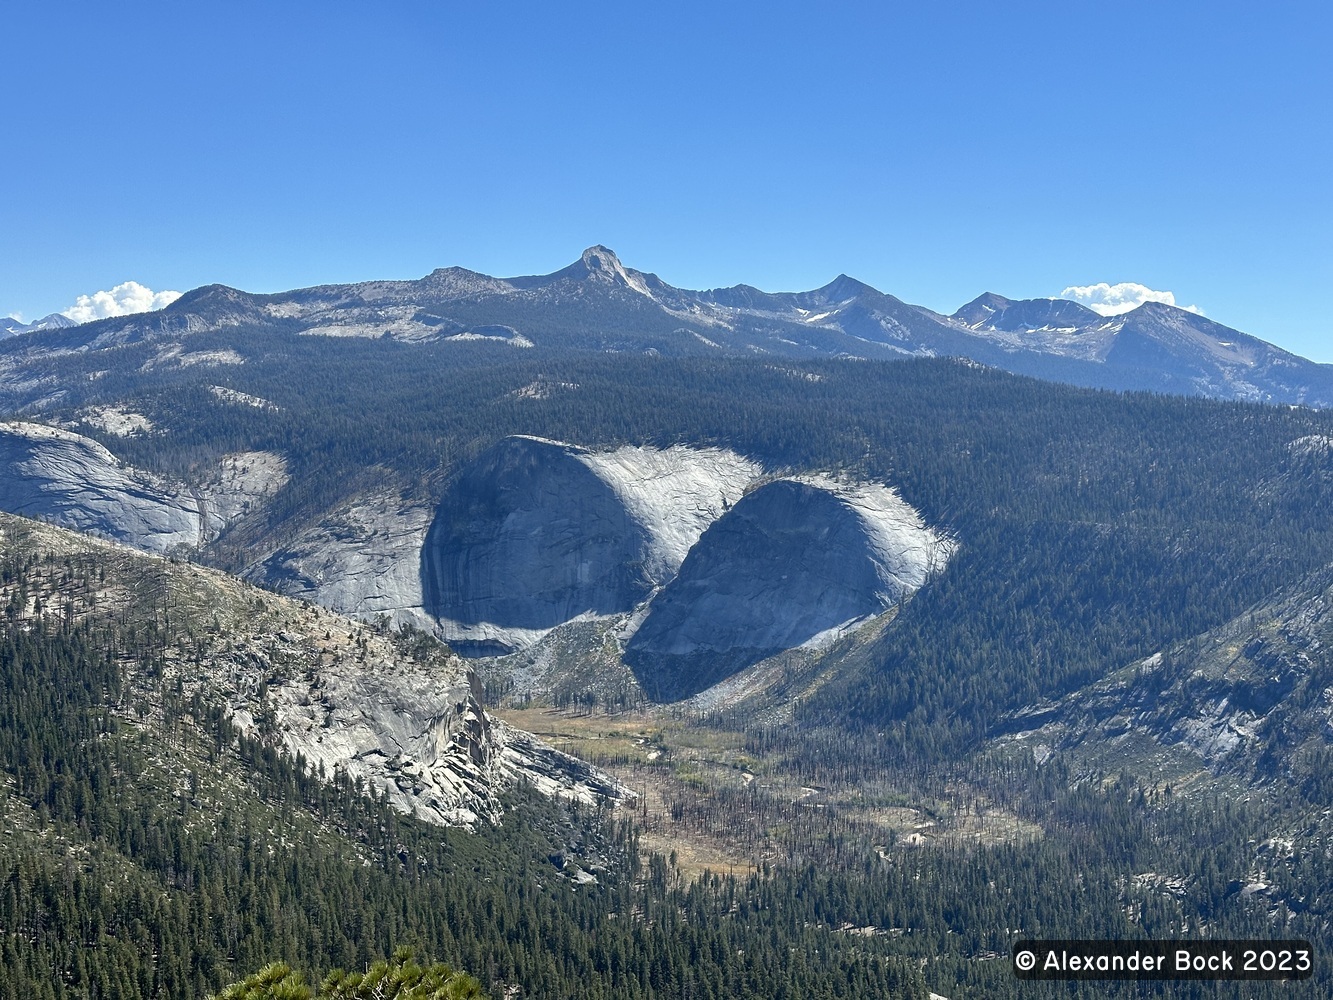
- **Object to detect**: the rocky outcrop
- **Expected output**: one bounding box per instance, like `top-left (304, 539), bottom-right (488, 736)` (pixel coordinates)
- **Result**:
top-left (624, 476), bottom-right (955, 700)
top-left (249, 656), bottom-right (625, 827)
top-left (999, 562), bottom-right (1333, 779)
top-left (0, 510), bottom-right (630, 829)
top-left (0, 421), bottom-right (202, 553)
top-left (422, 436), bottom-right (759, 654)
top-left (0, 424), bottom-right (291, 556)
top-left (250, 489), bottom-right (434, 629)
top-left (198, 450), bottom-right (289, 536)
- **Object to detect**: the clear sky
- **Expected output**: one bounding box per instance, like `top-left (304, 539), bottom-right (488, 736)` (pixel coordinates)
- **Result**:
top-left (3, 2), bottom-right (1330, 359)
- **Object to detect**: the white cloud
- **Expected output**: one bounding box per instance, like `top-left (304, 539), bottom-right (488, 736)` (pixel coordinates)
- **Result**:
top-left (5, 313), bottom-right (23, 323)
top-left (61, 281), bottom-right (182, 324)
top-left (1061, 282), bottom-right (1202, 317)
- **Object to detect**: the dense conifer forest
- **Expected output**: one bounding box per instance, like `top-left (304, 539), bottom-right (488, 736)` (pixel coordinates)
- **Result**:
top-left (57, 336), bottom-right (1333, 751)
top-left (4, 572), bottom-right (1330, 998)
top-left (0, 546), bottom-right (929, 999)
top-left (7, 337), bottom-right (1333, 996)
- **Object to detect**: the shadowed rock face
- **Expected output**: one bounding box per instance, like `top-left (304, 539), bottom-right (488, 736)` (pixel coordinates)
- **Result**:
top-left (625, 478), bottom-right (952, 701)
top-left (422, 437), bottom-right (653, 653)
top-left (421, 435), bottom-right (953, 694)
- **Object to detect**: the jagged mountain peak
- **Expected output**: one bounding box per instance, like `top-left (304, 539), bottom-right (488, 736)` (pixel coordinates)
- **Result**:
top-left (4, 250), bottom-right (1329, 408)
top-left (812, 273), bottom-right (880, 304)
top-left (579, 244), bottom-right (623, 273)
top-left (1, 312), bottom-right (77, 337)
top-left (507, 245), bottom-right (658, 298)
top-left (34, 312), bottom-right (76, 329)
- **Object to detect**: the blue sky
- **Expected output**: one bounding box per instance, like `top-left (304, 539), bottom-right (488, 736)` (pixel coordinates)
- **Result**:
top-left (3, 2), bottom-right (1330, 359)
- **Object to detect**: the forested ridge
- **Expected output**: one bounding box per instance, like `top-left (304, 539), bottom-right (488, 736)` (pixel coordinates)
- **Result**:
top-left (52, 339), bottom-right (1333, 750)
top-left (0, 540), bottom-right (927, 1000)
top-left (7, 337), bottom-right (1333, 996)
top-left (4, 569), bottom-right (1331, 999)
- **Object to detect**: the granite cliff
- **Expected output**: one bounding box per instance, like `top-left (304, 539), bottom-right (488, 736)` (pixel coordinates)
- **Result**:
top-left (424, 436), bottom-right (954, 699)
top-left (0, 421), bottom-right (202, 553)
top-left (421, 436), bottom-right (760, 655)
top-left (623, 475), bottom-right (956, 699)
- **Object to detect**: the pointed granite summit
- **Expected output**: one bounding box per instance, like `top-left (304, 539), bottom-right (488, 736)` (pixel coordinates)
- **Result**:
top-left (507, 245), bottom-right (665, 299)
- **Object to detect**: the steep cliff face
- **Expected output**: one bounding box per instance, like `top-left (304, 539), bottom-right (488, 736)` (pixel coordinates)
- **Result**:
top-left (0, 421), bottom-right (203, 553)
top-left (422, 436), bottom-right (955, 699)
top-left (423, 436), bottom-right (653, 654)
top-left (422, 436), bottom-right (759, 655)
top-left (0, 414), bottom-right (957, 705)
top-left (237, 641), bottom-right (623, 827)
top-left (624, 476), bottom-right (955, 700)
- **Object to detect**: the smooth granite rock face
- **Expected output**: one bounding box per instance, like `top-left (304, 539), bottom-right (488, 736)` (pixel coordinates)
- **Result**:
top-left (422, 436), bottom-right (759, 655)
top-left (0, 421), bottom-right (203, 553)
top-left (249, 490), bottom-right (435, 630)
top-left (422, 436), bottom-right (955, 695)
top-left (624, 475), bottom-right (955, 700)
top-left (424, 436), bottom-right (653, 653)
top-left (419, 434), bottom-right (956, 698)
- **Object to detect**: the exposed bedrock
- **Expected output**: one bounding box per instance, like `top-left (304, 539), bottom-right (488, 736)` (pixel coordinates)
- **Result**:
top-left (248, 490), bottom-right (434, 630)
top-left (423, 437), bottom-right (653, 654)
top-left (421, 435), bottom-right (759, 655)
top-left (624, 477), bottom-right (954, 701)
top-left (0, 421), bottom-right (202, 553)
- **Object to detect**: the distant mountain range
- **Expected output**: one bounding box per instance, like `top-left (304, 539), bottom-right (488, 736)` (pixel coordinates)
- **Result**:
top-left (6, 246), bottom-right (1331, 406)
top-left (1, 312), bottom-right (75, 338)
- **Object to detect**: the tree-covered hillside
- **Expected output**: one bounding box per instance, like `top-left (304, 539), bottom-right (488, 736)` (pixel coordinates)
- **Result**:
top-left (3, 525), bottom-right (1330, 998)
top-left (44, 343), bottom-right (1333, 749)
top-left (0, 521), bottom-right (928, 1000)
top-left (6, 337), bottom-right (1333, 996)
